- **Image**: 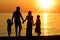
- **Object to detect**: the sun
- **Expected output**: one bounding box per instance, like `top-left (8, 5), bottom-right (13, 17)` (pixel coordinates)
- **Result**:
top-left (37, 0), bottom-right (54, 10)
top-left (40, 0), bottom-right (53, 9)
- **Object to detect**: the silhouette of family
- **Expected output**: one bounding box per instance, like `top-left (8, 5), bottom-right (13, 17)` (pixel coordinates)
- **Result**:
top-left (7, 6), bottom-right (41, 37)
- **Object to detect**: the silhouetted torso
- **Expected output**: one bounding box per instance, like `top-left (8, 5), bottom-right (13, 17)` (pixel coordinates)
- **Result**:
top-left (27, 15), bottom-right (33, 23)
top-left (13, 11), bottom-right (21, 24)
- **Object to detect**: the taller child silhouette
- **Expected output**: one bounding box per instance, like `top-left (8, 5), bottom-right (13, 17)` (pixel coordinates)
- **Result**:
top-left (12, 6), bottom-right (24, 37)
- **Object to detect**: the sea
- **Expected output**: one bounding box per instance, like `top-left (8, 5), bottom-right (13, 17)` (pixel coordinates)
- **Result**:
top-left (0, 13), bottom-right (60, 36)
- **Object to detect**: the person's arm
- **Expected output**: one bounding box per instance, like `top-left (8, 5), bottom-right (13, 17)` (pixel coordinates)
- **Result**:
top-left (32, 16), bottom-right (34, 24)
top-left (20, 12), bottom-right (24, 20)
top-left (22, 16), bottom-right (27, 23)
top-left (12, 12), bottom-right (14, 23)
top-left (33, 20), bottom-right (36, 26)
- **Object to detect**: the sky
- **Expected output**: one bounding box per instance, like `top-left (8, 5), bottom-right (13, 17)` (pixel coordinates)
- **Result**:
top-left (0, 0), bottom-right (60, 13)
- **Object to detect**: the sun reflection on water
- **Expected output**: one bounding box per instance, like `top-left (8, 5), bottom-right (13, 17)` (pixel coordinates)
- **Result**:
top-left (43, 13), bottom-right (48, 36)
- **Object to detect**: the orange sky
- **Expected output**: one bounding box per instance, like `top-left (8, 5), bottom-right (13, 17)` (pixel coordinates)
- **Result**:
top-left (0, 0), bottom-right (60, 13)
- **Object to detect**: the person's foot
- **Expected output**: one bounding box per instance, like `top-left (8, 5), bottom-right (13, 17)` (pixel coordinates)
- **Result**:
top-left (16, 34), bottom-right (18, 37)
top-left (19, 34), bottom-right (21, 37)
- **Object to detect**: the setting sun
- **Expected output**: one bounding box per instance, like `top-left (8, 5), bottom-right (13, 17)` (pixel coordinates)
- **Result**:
top-left (40, 0), bottom-right (54, 9)
top-left (36, 0), bottom-right (57, 11)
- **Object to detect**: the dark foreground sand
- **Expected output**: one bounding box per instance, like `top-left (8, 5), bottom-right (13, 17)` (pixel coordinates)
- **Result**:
top-left (0, 35), bottom-right (60, 40)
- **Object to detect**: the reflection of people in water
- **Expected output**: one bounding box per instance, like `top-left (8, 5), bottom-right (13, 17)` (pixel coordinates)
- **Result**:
top-left (23, 11), bottom-right (34, 36)
top-left (7, 19), bottom-right (13, 37)
top-left (12, 6), bottom-right (24, 37)
top-left (34, 15), bottom-right (41, 36)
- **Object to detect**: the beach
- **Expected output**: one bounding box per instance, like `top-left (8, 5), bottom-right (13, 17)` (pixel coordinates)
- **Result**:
top-left (0, 35), bottom-right (60, 40)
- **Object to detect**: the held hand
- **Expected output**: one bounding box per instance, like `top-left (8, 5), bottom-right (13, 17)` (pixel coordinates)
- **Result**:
top-left (33, 24), bottom-right (35, 26)
top-left (12, 22), bottom-right (13, 24)
top-left (22, 20), bottom-right (25, 24)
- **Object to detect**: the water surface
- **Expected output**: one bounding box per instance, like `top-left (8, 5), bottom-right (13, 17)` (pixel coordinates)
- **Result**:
top-left (0, 13), bottom-right (60, 36)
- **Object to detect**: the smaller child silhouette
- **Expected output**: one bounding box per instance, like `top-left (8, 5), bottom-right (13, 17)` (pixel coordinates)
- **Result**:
top-left (34, 15), bottom-right (41, 36)
top-left (7, 19), bottom-right (13, 37)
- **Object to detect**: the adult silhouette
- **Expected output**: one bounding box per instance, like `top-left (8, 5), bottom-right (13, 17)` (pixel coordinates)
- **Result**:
top-left (12, 6), bottom-right (24, 37)
top-left (23, 11), bottom-right (34, 36)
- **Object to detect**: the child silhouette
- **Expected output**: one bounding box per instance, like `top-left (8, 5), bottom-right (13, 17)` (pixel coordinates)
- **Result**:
top-left (7, 19), bottom-right (13, 37)
top-left (34, 15), bottom-right (41, 36)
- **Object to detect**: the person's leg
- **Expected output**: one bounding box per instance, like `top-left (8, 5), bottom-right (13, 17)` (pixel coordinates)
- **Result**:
top-left (9, 28), bottom-right (11, 37)
top-left (15, 22), bottom-right (18, 37)
top-left (15, 26), bottom-right (18, 37)
top-left (8, 31), bottom-right (10, 37)
top-left (37, 33), bottom-right (40, 36)
top-left (19, 24), bottom-right (22, 36)
top-left (8, 29), bottom-right (10, 37)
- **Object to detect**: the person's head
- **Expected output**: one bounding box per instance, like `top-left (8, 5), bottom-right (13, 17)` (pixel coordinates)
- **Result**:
top-left (16, 6), bottom-right (20, 11)
top-left (37, 15), bottom-right (40, 19)
top-left (28, 11), bottom-right (32, 16)
top-left (7, 19), bottom-right (11, 23)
